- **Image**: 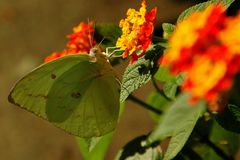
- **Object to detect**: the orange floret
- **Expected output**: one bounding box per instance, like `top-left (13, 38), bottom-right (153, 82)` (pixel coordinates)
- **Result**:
top-left (116, 0), bottom-right (156, 63)
top-left (44, 22), bottom-right (96, 62)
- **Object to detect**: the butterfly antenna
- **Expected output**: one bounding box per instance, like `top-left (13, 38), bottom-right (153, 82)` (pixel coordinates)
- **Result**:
top-left (87, 18), bottom-right (94, 48)
top-left (97, 37), bottom-right (106, 48)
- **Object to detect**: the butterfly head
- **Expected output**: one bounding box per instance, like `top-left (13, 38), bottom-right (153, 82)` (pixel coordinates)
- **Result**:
top-left (89, 47), bottom-right (98, 57)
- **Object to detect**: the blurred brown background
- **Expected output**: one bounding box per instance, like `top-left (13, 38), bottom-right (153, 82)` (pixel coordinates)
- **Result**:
top-left (0, 0), bottom-right (220, 159)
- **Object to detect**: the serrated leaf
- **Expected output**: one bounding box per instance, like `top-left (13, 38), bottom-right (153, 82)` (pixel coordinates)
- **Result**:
top-left (148, 94), bottom-right (206, 160)
top-left (177, 0), bottom-right (235, 23)
top-left (162, 23), bottom-right (175, 39)
top-left (95, 23), bottom-right (121, 48)
top-left (115, 135), bottom-right (162, 160)
top-left (9, 53), bottom-right (120, 138)
top-left (215, 104), bottom-right (240, 133)
top-left (120, 58), bottom-right (151, 102)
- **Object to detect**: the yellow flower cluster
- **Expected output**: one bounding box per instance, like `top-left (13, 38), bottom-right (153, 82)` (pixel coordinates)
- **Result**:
top-left (116, 1), bottom-right (146, 55)
top-left (116, 0), bottom-right (156, 63)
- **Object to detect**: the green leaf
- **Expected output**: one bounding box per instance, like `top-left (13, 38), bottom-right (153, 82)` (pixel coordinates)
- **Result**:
top-left (115, 135), bottom-right (162, 160)
top-left (147, 91), bottom-right (170, 123)
top-left (154, 66), bottom-right (175, 82)
top-left (162, 82), bottom-right (178, 100)
top-left (155, 67), bottom-right (185, 99)
top-left (215, 104), bottom-right (240, 133)
top-left (192, 144), bottom-right (222, 160)
top-left (148, 94), bottom-right (206, 160)
top-left (95, 23), bottom-right (121, 48)
top-left (120, 57), bottom-right (151, 102)
top-left (154, 66), bottom-right (176, 99)
top-left (9, 52), bottom-right (120, 138)
top-left (210, 121), bottom-right (240, 157)
top-left (163, 73), bottom-right (185, 99)
top-left (162, 23), bottom-right (175, 39)
top-left (76, 133), bottom-right (113, 160)
top-left (177, 0), bottom-right (235, 23)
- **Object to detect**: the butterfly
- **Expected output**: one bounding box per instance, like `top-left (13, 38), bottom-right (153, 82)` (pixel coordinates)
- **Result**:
top-left (8, 22), bottom-right (121, 138)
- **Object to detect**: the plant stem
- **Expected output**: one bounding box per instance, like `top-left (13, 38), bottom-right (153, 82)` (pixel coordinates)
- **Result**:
top-left (127, 94), bottom-right (162, 115)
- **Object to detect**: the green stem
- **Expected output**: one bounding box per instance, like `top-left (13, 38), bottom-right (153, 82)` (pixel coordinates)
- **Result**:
top-left (127, 94), bottom-right (162, 115)
top-left (152, 36), bottom-right (168, 43)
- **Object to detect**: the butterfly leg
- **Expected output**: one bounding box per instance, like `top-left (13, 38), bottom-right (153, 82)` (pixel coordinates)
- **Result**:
top-left (106, 47), bottom-right (120, 56)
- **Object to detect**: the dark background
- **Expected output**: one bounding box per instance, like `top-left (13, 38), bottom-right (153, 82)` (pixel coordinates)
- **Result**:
top-left (1, 0), bottom-right (239, 159)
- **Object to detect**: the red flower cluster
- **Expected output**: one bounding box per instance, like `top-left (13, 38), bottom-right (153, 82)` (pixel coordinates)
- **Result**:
top-left (44, 22), bottom-right (96, 62)
top-left (161, 5), bottom-right (240, 111)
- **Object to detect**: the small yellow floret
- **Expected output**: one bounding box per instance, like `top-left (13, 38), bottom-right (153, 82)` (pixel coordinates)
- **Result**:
top-left (188, 58), bottom-right (226, 97)
top-left (219, 15), bottom-right (240, 54)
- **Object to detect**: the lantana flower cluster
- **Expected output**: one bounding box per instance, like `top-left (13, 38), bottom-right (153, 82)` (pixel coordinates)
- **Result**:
top-left (161, 5), bottom-right (240, 111)
top-left (44, 22), bottom-right (96, 62)
top-left (116, 0), bottom-right (157, 63)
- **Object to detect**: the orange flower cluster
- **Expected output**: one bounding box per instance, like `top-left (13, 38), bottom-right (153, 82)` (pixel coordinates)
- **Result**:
top-left (116, 0), bottom-right (156, 63)
top-left (161, 5), bottom-right (240, 111)
top-left (44, 22), bottom-right (96, 62)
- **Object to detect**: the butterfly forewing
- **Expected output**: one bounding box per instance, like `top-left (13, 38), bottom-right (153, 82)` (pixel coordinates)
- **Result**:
top-left (9, 53), bottom-right (120, 138)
